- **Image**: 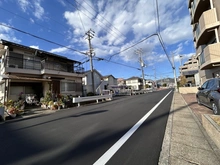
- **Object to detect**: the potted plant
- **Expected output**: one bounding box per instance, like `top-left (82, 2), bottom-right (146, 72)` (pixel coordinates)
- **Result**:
top-left (14, 100), bottom-right (25, 115)
top-left (56, 99), bottom-right (63, 110)
top-left (48, 101), bottom-right (54, 110)
top-left (5, 100), bottom-right (17, 118)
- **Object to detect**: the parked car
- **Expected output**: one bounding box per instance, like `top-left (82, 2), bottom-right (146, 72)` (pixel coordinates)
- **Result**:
top-left (196, 78), bottom-right (220, 115)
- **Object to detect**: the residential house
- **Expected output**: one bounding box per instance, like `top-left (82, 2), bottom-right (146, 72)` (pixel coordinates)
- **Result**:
top-left (102, 75), bottom-right (117, 88)
top-left (0, 40), bottom-right (84, 103)
top-left (82, 69), bottom-right (103, 95)
top-left (82, 70), bottom-right (118, 95)
top-left (117, 78), bottom-right (126, 86)
top-left (179, 55), bottom-right (199, 86)
top-left (125, 76), bottom-right (143, 90)
top-left (188, 0), bottom-right (220, 84)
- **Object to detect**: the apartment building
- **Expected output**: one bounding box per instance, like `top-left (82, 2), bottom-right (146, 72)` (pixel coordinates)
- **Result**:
top-left (0, 40), bottom-right (84, 102)
top-left (179, 55), bottom-right (199, 85)
top-left (188, 0), bottom-right (220, 84)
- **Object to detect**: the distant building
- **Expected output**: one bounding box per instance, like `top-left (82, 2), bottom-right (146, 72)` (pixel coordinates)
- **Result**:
top-left (125, 77), bottom-right (143, 90)
top-left (179, 55), bottom-right (199, 86)
top-left (117, 78), bottom-right (126, 86)
top-left (188, 0), bottom-right (220, 84)
top-left (82, 70), bottom-right (117, 95)
top-left (158, 78), bottom-right (174, 87)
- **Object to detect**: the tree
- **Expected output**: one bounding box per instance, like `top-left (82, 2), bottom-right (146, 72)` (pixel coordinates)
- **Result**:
top-left (179, 76), bottom-right (187, 87)
top-left (163, 83), bottom-right (167, 87)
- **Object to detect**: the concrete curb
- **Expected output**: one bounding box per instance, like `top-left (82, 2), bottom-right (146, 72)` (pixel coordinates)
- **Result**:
top-left (158, 92), bottom-right (175, 165)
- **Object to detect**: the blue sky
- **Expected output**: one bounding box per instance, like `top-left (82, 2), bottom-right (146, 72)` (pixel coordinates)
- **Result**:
top-left (0, 0), bottom-right (195, 80)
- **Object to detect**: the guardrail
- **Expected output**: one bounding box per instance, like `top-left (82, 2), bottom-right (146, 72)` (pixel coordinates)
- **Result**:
top-left (132, 89), bottom-right (153, 95)
top-left (73, 94), bottom-right (113, 107)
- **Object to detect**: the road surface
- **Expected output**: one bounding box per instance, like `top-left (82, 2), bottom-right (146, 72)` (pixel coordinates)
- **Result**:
top-left (0, 89), bottom-right (173, 165)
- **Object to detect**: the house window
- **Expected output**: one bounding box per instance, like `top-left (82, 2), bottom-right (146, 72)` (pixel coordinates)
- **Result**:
top-left (61, 80), bottom-right (81, 92)
top-left (8, 52), bottom-right (23, 68)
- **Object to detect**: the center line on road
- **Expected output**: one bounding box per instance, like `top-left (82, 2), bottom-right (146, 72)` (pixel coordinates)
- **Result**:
top-left (93, 90), bottom-right (172, 165)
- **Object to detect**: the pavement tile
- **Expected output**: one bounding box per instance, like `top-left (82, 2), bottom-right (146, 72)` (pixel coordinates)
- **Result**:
top-left (172, 124), bottom-right (204, 138)
top-left (170, 142), bottom-right (219, 165)
top-left (159, 92), bottom-right (220, 165)
top-left (172, 117), bottom-right (196, 123)
top-left (169, 156), bottom-right (200, 165)
top-left (173, 113), bottom-right (194, 119)
top-left (172, 132), bottom-right (212, 151)
top-left (173, 120), bottom-right (198, 129)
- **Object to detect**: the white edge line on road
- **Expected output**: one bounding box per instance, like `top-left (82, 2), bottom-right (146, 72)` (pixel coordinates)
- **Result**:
top-left (93, 90), bottom-right (173, 165)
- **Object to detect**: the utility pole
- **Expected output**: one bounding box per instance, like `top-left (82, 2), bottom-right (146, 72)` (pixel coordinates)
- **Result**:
top-left (85, 29), bottom-right (95, 94)
top-left (135, 48), bottom-right (146, 90)
top-left (153, 67), bottom-right (157, 89)
top-left (172, 52), bottom-right (178, 92)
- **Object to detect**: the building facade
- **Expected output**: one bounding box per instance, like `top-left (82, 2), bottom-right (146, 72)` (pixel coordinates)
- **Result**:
top-left (82, 70), bottom-right (118, 95)
top-left (188, 0), bottom-right (220, 84)
top-left (179, 55), bottom-right (199, 85)
top-left (125, 77), bottom-right (143, 90)
top-left (0, 40), bottom-right (84, 103)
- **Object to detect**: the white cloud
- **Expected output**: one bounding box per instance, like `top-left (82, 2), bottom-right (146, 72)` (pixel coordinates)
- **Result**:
top-left (49, 47), bottom-right (69, 54)
top-left (17, 0), bottom-right (45, 20)
top-left (161, 16), bottom-right (192, 45)
top-left (33, 0), bottom-right (44, 19)
top-left (17, 0), bottom-right (30, 12)
top-left (0, 23), bottom-right (21, 43)
top-left (29, 45), bottom-right (39, 49)
top-left (62, 0), bottom-right (193, 65)
top-left (57, 0), bottom-right (66, 6)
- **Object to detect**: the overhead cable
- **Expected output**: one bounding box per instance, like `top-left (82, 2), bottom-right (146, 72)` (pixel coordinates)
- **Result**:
top-left (0, 23), bottom-right (87, 55)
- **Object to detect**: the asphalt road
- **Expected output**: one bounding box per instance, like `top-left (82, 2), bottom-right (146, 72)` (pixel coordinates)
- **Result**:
top-left (0, 89), bottom-right (173, 165)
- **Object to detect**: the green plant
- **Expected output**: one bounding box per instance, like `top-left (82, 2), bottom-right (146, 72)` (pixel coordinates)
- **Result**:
top-left (5, 99), bottom-right (25, 115)
top-left (87, 92), bottom-right (94, 96)
top-left (48, 101), bottom-right (54, 106)
top-left (57, 99), bottom-right (63, 106)
top-left (40, 90), bottom-right (53, 106)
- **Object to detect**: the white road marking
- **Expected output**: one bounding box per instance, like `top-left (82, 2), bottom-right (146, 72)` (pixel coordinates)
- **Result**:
top-left (93, 90), bottom-right (172, 165)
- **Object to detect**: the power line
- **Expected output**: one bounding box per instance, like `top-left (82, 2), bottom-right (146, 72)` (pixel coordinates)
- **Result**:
top-left (0, 22), bottom-right (148, 71)
top-left (155, 0), bottom-right (161, 33)
top-left (81, 0), bottom-right (126, 37)
top-left (64, 0), bottom-right (123, 39)
top-left (155, 0), bottom-right (174, 69)
top-left (0, 6), bottom-right (65, 37)
top-left (156, 34), bottom-right (174, 69)
top-left (108, 33), bottom-right (158, 61)
top-left (94, 57), bottom-right (140, 70)
top-left (0, 23), bottom-right (87, 55)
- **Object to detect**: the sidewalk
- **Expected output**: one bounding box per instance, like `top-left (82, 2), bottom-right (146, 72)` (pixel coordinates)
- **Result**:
top-left (159, 92), bottom-right (220, 165)
top-left (2, 106), bottom-right (57, 122)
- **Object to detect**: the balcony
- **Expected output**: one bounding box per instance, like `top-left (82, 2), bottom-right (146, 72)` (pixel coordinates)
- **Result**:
top-left (4, 56), bottom-right (84, 76)
top-left (191, 0), bottom-right (211, 24)
top-left (195, 8), bottom-right (220, 47)
top-left (200, 43), bottom-right (220, 70)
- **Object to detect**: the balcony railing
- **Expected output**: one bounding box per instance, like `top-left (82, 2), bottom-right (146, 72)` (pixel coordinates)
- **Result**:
top-left (199, 8), bottom-right (218, 32)
top-left (5, 56), bottom-right (84, 74)
top-left (200, 43), bottom-right (220, 70)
